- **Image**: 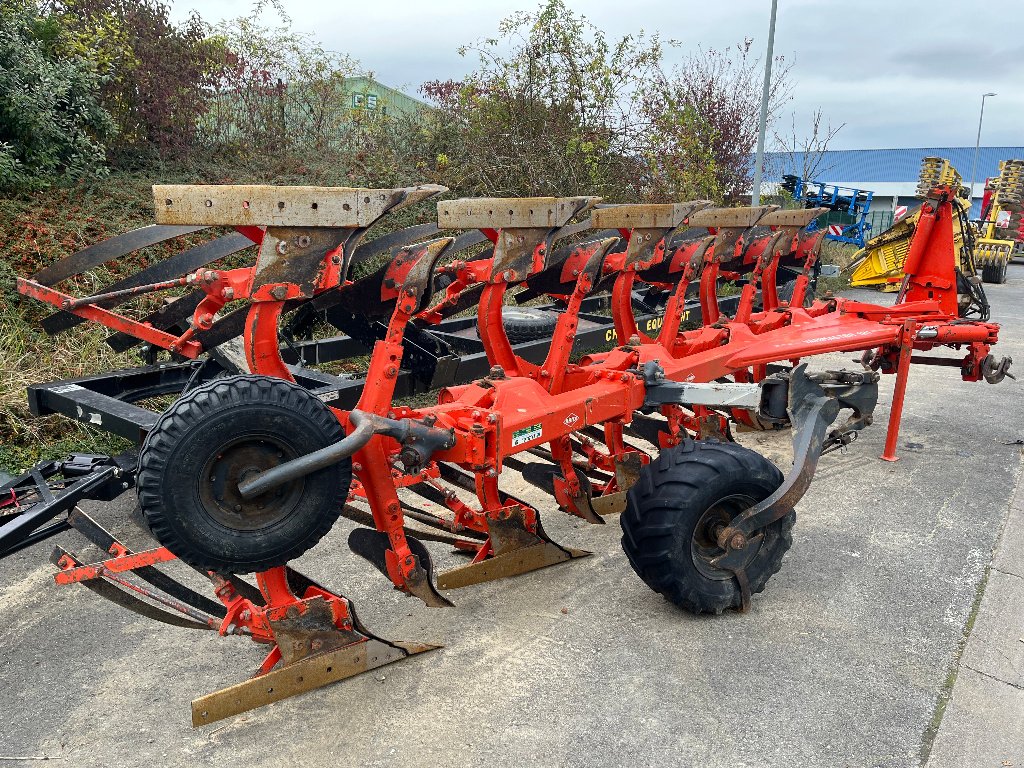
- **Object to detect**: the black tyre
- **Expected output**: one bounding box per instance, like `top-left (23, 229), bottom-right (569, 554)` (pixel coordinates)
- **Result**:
top-left (501, 307), bottom-right (559, 344)
top-left (777, 278), bottom-right (813, 308)
top-left (137, 375), bottom-right (350, 573)
top-left (981, 261), bottom-right (1008, 284)
top-left (620, 439), bottom-right (794, 614)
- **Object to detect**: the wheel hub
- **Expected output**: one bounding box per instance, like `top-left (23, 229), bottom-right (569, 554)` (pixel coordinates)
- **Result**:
top-left (691, 495), bottom-right (763, 581)
top-left (199, 435), bottom-right (304, 531)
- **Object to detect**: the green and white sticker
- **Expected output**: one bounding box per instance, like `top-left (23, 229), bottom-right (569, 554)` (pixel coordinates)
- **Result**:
top-left (511, 423), bottom-right (543, 447)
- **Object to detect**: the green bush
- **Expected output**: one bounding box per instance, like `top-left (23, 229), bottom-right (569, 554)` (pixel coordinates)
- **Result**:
top-left (0, 2), bottom-right (114, 189)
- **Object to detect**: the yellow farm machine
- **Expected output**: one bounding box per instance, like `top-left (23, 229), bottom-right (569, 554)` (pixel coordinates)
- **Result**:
top-left (850, 156), bottom-right (1022, 292)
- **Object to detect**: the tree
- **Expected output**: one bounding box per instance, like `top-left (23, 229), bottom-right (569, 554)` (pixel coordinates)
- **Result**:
top-left (48, 0), bottom-right (222, 158)
top-left (204, 16), bottom-right (362, 157)
top-left (651, 40), bottom-right (793, 202)
top-left (421, 2), bottom-right (796, 204)
top-left (0, 1), bottom-right (114, 188)
top-left (421, 0), bottom-right (664, 200)
top-left (772, 108), bottom-right (844, 181)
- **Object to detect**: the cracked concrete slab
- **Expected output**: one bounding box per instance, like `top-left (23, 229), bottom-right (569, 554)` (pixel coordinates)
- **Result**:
top-left (926, 666), bottom-right (1024, 767)
top-left (994, 485), bottom-right (1024, 580)
top-left (927, 408), bottom-right (1024, 768)
top-left (959, 568), bottom-right (1024, 689)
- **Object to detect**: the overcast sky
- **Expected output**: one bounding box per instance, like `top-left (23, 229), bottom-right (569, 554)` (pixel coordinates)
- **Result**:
top-left (171, 0), bottom-right (1023, 150)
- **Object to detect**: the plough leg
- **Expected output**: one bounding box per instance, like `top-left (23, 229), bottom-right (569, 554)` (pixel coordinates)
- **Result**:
top-left (193, 566), bottom-right (436, 726)
top-left (881, 319), bottom-right (917, 462)
top-left (437, 504), bottom-right (589, 589)
top-left (349, 438), bottom-right (452, 607)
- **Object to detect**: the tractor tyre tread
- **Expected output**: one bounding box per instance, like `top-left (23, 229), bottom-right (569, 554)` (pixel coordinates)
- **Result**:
top-left (980, 261), bottom-right (1008, 284)
top-left (777, 278), bottom-right (813, 308)
top-left (620, 438), bottom-right (794, 614)
top-left (502, 307), bottom-right (559, 344)
top-left (137, 374), bottom-right (350, 574)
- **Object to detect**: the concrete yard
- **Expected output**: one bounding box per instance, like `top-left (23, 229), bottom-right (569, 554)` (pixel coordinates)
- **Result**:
top-left (2, 266), bottom-right (1022, 767)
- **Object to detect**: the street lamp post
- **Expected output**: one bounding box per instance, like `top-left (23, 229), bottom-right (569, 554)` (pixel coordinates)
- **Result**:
top-left (968, 92), bottom-right (997, 214)
top-left (750, 0), bottom-right (779, 206)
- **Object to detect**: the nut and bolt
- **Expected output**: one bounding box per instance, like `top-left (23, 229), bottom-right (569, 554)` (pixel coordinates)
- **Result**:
top-left (270, 286), bottom-right (288, 300)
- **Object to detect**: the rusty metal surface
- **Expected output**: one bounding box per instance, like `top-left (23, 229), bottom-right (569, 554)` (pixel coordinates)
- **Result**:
top-left (437, 506), bottom-right (589, 589)
top-left (268, 597), bottom-right (362, 666)
top-left (688, 205), bottom-right (778, 229)
top-left (757, 207), bottom-right (828, 228)
top-left (436, 539), bottom-right (588, 590)
top-left (622, 227), bottom-right (671, 268)
top-left (155, 184), bottom-right (446, 228)
top-left (591, 201), bottom-right (713, 230)
top-left (437, 197), bottom-right (598, 230)
top-left (32, 224), bottom-right (206, 286)
top-left (490, 227), bottom-right (551, 281)
top-left (190, 637), bottom-right (437, 727)
top-left (252, 226), bottom-right (351, 299)
top-left (614, 452), bottom-right (643, 492)
top-left (591, 491), bottom-right (627, 516)
top-left (393, 237), bottom-right (456, 310)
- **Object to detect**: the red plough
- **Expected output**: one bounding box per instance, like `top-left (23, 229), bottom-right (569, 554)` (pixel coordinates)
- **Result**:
top-left (14, 181), bottom-right (1011, 723)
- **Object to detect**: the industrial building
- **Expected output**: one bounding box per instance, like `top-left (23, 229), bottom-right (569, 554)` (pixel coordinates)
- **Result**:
top-left (761, 146), bottom-right (1024, 218)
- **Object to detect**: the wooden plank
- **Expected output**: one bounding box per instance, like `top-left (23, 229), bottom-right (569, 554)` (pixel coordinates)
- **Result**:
top-left (591, 201), bottom-right (713, 229)
top-left (437, 197), bottom-right (598, 229)
top-left (758, 207), bottom-right (828, 228)
top-left (153, 184), bottom-right (445, 227)
top-left (688, 205), bottom-right (779, 229)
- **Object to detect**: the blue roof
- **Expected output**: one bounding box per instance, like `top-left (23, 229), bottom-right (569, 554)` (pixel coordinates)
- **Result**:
top-left (762, 147), bottom-right (1024, 183)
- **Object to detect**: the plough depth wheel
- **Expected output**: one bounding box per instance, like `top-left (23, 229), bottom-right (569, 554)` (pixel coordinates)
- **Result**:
top-left (137, 375), bottom-right (351, 573)
top-left (621, 439), bottom-right (794, 614)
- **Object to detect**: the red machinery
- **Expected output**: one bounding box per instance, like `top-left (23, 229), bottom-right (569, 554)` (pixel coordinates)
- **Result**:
top-left (15, 181), bottom-right (1011, 724)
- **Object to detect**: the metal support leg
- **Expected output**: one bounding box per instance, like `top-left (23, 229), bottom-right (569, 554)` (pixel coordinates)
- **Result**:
top-left (881, 320), bottom-right (916, 462)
